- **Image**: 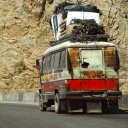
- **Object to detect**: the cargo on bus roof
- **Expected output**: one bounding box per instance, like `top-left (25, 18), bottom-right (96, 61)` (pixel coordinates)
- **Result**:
top-left (53, 2), bottom-right (100, 14)
top-left (64, 4), bottom-right (100, 13)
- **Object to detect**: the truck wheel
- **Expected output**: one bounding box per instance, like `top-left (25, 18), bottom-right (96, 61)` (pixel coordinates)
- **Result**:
top-left (39, 94), bottom-right (47, 111)
top-left (54, 93), bottom-right (67, 114)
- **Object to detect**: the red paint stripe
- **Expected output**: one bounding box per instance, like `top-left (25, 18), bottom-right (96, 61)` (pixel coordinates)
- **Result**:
top-left (42, 81), bottom-right (66, 93)
top-left (67, 79), bottom-right (118, 91)
top-left (42, 79), bottom-right (119, 93)
top-left (106, 79), bottom-right (118, 90)
top-left (82, 80), bottom-right (105, 90)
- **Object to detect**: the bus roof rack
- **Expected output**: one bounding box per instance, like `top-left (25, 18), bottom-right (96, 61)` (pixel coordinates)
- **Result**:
top-left (49, 34), bottom-right (109, 46)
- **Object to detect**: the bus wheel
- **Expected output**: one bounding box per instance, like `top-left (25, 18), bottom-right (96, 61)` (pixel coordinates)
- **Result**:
top-left (39, 94), bottom-right (47, 111)
top-left (54, 93), bottom-right (66, 114)
top-left (54, 93), bottom-right (61, 113)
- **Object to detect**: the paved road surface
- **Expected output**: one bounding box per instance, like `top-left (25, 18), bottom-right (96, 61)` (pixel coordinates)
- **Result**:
top-left (0, 103), bottom-right (128, 128)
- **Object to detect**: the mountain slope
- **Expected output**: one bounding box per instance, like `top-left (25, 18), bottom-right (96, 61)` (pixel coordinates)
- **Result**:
top-left (0, 0), bottom-right (127, 93)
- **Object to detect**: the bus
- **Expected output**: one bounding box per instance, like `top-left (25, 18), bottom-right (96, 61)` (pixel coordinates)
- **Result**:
top-left (36, 41), bottom-right (122, 113)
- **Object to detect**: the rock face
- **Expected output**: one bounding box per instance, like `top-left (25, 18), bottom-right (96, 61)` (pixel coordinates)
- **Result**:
top-left (0, 0), bottom-right (128, 93)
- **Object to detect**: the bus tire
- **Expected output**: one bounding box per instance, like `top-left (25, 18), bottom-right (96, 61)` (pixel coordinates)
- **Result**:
top-left (54, 93), bottom-right (64, 114)
top-left (39, 94), bottom-right (47, 111)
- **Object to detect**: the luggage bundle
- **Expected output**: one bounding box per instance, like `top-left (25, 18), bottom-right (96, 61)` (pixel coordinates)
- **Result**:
top-left (50, 2), bottom-right (108, 45)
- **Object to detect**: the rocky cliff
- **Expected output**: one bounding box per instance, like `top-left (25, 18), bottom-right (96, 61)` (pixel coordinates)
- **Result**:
top-left (0, 0), bottom-right (128, 93)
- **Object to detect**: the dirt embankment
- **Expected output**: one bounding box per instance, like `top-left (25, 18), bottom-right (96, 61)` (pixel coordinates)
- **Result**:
top-left (0, 0), bottom-right (128, 93)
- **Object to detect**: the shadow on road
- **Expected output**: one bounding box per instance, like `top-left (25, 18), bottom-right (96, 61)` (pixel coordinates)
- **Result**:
top-left (105, 109), bottom-right (128, 114)
top-left (64, 109), bottom-right (128, 115)
top-left (40, 105), bottom-right (128, 115)
top-left (45, 108), bottom-right (128, 115)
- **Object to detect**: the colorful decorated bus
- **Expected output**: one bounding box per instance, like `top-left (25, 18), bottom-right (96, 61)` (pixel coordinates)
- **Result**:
top-left (36, 40), bottom-right (122, 113)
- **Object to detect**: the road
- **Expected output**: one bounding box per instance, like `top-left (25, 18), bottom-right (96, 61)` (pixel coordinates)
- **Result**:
top-left (0, 103), bottom-right (128, 128)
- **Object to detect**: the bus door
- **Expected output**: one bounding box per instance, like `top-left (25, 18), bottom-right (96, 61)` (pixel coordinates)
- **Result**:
top-left (80, 48), bottom-right (106, 91)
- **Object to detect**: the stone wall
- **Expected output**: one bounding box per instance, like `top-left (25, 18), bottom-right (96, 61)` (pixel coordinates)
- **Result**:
top-left (0, 0), bottom-right (128, 93)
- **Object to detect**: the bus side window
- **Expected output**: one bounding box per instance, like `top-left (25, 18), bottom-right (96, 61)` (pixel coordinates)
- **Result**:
top-left (45, 56), bottom-right (48, 74)
top-left (46, 55), bottom-right (51, 73)
top-left (54, 52), bottom-right (61, 71)
top-left (41, 57), bottom-right (44, 75)
top-left (50, 54), bottom-right (55, 73)
top-left (43, 55), bottom-right (50, 74)
top-left (59, 50), bottom-right (66, 69)
top-left (42, 56), bottom-right (46, 74)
